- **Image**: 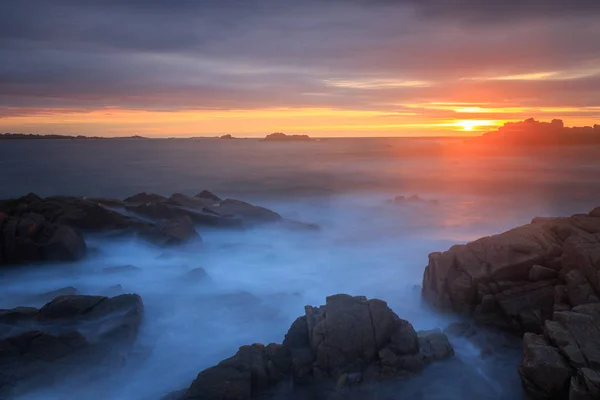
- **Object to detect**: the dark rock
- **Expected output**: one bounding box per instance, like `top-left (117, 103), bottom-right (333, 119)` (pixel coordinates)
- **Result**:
top-left (263, 132), bottom-right (311, 142)
top-left (126, 202), bottom-right (240, 228)
top-left (0, 294), bottom-right (143, 397)
top-left (529, 265), bottom-right (558, 281)
top-left (0, 213), bottom-right (86, 265)
top-left (138, 216), bottom-right (200, 246)
top-left (31, 286), bottom-right (79, 304)
top-left (195, 190), bottom-right (222, 202)
top-left (204, 199), bottom-right (282, 225)
top-left (103, 265), bottom-right (141, 275)
top-left (123, 192), bottom-right (168, 204)
top-left (169, 193), bottom-right (218, 209)
top-left (178, 294), bottom-right (453, 399)
top-left (7, 195), bottom-right (135, 231)
top-left (183, 267), bottom-right (209, 282)
top-left (519, 333), bottom-right (571, 399)
top-left (422, 209), bottom-right (600, 333)
top-left (85, 197), bottom-right (125, 208)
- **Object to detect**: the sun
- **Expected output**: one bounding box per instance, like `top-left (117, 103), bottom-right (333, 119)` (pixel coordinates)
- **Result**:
top-left (453, 119), bottom-right (500, 132)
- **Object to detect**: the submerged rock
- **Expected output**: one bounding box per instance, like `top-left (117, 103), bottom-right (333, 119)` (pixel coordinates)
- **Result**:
top-left (175, 294), bottom-right (453, 399)
top-left (0, 294), bottom-right (144, 397)
top-left (0, 213), bottom-right (86, 266)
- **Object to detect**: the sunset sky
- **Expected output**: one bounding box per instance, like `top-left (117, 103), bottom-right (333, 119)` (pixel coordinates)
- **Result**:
top-left (1, 0), bottom-right (600, 137)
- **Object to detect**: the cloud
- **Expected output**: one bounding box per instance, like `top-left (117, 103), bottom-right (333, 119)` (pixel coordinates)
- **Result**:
top-left (1, 0), bottom-right (600, 134)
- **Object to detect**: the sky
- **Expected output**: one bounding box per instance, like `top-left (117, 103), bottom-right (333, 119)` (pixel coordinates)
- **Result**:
top-left (1, 0), bottom-right (600, 137)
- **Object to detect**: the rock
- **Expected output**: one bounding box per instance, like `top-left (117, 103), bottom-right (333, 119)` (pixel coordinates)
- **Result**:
top-left (263, 132), bottom-right (312, 142)
top-left (126, 202), bottom-right (240, 228)
top-left (103, 265), bottom-right (141, 274)
top-left (0, 294), bottom-right (143, 397)
top-left (85, 197), bottom-right (125, 208)
top-left (123, 192), bottom-right (168, 204)
top-left (590, 207), bottom-right (600, 218)
top-left (519, 333), bottom-right (571, 399)
top-left (204, 199), bottom-right (283, 225)
top-left (31, 286), bottom-right (79, 304)
top-left (183, 267), bottom-right (209, 282)
top-left (5, 195), bottom-right (135, 231)
top-left (422, 208), bottom-right (600, 332)
top-left (195, 190), bottom-right (222, 202)
top-left (0, 213), bottom-right (86, 265)
top-left (529, 265), bottom-right (558, 281)
top-left (138, 216), bottom-right (200, 246)
top-left (178, 294), bottom-right (453, 399)
top-left (169, 193), bottom-right (218, 209)
top-left (417, 329), bottom-right (454, 363)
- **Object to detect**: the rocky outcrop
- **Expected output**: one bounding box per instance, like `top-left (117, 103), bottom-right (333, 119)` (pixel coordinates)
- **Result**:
top-left (422, 206), bottom-right (600, 399)
top-left (138, 216), bottom-right (200, 246)
top-left (125, 201), bottom-right (242, 228)
top-left (1, 194), bottom-right (135, 231)
top-left (177, 294), bottom-right (453, 400)
top-left (0, 213), bottom-right (86, 265)
top-left (0, 294), bottom-right (143, 397)
top-left (422, 209), bottom-right (600, 333)
top-left (204, 199), bottom-right (283, 225)
top-left (123, 192), bottom-right (168, 204)
top-left (520, 304), bottom-right (600, 399)
top-left (263, 132), bottom-right (312, 142)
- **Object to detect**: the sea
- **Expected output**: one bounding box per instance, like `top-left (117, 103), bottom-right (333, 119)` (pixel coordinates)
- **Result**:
top-left (1, 137), bottom-right (599, 399)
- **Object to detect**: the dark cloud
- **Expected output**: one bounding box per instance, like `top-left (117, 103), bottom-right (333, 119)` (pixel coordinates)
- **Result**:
top-left (1, 0), bottom-right (600, 117)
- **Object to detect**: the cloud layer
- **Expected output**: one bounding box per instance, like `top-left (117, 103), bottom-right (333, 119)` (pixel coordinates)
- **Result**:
top-left (1, 0), bottom-right (600, 136)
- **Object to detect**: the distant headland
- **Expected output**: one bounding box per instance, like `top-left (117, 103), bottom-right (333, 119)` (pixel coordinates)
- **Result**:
top-left (477, 118), bottom-right (600, 146)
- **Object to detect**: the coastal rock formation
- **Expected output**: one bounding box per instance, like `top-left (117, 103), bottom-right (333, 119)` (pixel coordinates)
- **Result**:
top-left (422, 206), bottom-right (600, 399)
top-left (176, 294), bottom-right (453, 399)
top-left (0, 294), bottom-right (144, 397)
top-left (422, 209), bottom-right (600, 333)
top-left (0, 193), bottom-right (135, 231)
top-left (138, 216), bottom-right (200, 246)
top-left (204, 199), bottom-right (283, 225)
top-left (0, 213), bottom-right (86, 265)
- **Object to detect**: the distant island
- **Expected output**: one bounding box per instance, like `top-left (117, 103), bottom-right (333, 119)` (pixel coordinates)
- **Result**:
top-left (262, 132), bottom-right (312, 142)
top-left (220, 134), bottom-right (237, 140)
top-left (477, 118), bottom-right (600, 146)
top-left (0, 133), bottom-right (147, 140)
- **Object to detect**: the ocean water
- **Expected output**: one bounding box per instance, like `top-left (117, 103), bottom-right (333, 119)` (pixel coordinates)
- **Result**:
top-left (1, 138), bottom-right (600, 399)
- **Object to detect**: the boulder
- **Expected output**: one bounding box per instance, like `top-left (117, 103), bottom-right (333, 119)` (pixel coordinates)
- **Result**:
top-left (176, 294), bottom-right (453, 399)
top-left (138, 216), bottom-right (200, 246)
top-left (126, 202), bottom-right (241, 228)
top-left (422, 208), bottom-right (600, 333)
top-left (195, 190), bottom-right (222, 202)
top-left (520, 305), bottom-right (600, 399)
top-left (0, 213), bottom-right (86, 265)
top-left (123, 192), bottom-right (168, 204)
top-left (0, 294), bottom-right (143, 397)
top-left (183, 267), bottom-right (209, 282)
top-left (204, 199), bottom-right (282, 225)
top-left (170, 193), bottom-right (218, 209)
top-left (4, 194), bottom-right (135, 231)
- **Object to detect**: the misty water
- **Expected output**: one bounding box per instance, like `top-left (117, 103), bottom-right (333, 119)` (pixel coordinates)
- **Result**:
top-left (1, 138), bottom-right (600, 399)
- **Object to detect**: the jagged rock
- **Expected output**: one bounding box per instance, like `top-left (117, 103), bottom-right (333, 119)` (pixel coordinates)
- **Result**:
top-left (183, 267), bottom-right (209, 282)
top-left (3, 194), bottom-right (135, 231)
top-left (0, 213), bottom-right (86, 265)
top-left (176, 294), bottom-right (453, 399)
top-left (519, 333), bottom-right (571, 399)
top-left (126, 202), bottom-right (240, 228)
top-left (0, 294), bottom-right (143, 397)
top-left (422, 208), bottom-right (600, 333)
top-left (195, 190), bottom-right (222, 202)
top-left (169, 193), bottom-right (217, 209)
top-left (529, 265), bottom-right (558, 281)
top-left (204, 199), bottom-right (283, 225)
top-left (138, 216), bottom-right (200, 246)
top-left (123, 192), bottom-right (168, 204)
